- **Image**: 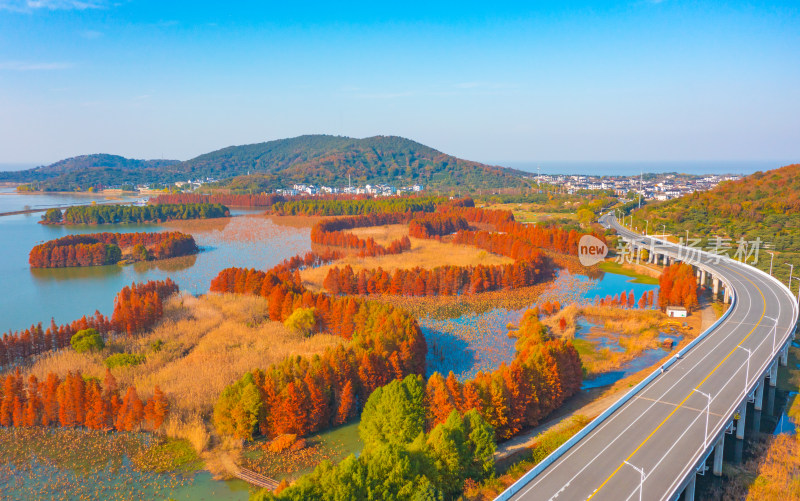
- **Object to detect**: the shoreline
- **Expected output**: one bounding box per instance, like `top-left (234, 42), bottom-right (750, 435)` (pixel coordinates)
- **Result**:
top-left (0, 199), bottom-right (139, 218)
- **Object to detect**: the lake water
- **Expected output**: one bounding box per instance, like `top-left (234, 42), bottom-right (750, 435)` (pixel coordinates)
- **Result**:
top-left (0, 188), bottom-right (141, 214)
top-left (0, 190), bottom-right (663, 496)
top-left (424, 270), bottom-right (660, 381)
top-left (0, 203), bottom-right (311, 333)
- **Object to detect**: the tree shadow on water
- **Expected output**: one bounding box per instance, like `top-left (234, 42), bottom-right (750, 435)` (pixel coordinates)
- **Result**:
top-left (423, 326), bottom-right (477, 380)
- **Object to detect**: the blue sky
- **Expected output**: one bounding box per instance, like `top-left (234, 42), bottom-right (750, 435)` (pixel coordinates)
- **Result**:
top-left (0, 1), bottom-right (798, 167)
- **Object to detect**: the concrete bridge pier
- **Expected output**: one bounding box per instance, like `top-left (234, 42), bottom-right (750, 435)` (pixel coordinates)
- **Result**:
top-left (684, 474), bottom-right (696, 501)
top-left (696, 269), bottom-right (702, 285)
top-left (735, 400), bottom-right (747, 440)
top-left (700, 269), bottom-right (706, 287)
top-left (753, 409), bottom-right (762, 433)
top-left (754, 381), bottom-right (764, 411)
top-left (712, 277), bottom-right (720, 297)
top-left (769, 361), bottom-right (778, 387)
top-left (780, 344), bottom-right (789, 366)
top-left (712, 435), bottom-right (724, 476)
top-left (767, 386), bottom-right (776, 415)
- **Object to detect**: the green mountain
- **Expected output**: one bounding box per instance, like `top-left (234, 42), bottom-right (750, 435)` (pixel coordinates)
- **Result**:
top-left (631, 163), bottom-right (800, 282)
top-left (0, 154), bottom-right (180, 189)
top-left (187, 135), bottom-right (528, 190)
top-left (1, 135), bottom-right (529, 191)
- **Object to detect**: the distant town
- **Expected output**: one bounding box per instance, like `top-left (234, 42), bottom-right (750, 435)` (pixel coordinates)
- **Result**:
top-left (106, 171), bottom-right (743, 202)
top-left (529, 172), bottom-right (742, 201)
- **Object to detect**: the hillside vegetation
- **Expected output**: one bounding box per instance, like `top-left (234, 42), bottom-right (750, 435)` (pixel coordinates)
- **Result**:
top-left (2, 154), bottom-right (180, 189)
top-left (631, 164), bottom-right (800, 282)
top-left (208, 135), bottom-right (527, 191)
top-left (5, 135), bottom-right (529, 191)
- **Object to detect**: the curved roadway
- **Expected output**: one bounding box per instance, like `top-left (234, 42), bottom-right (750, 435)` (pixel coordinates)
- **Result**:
top-left (500, 213), bottom-right (798, 501)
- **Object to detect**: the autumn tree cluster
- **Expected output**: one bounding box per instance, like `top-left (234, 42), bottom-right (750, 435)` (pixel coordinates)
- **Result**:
top-left (323, 261), bottom-right (545, 297)
top-left (452, 221), bottom-right (588, 259)
top-left (111, 279), bottom-right (180, 336)
top-left (436, 204), bottom-right (514, 225)
top-left (269, 195), bottom-right (443, 216)
top-left (594, 290), bottom-right (655, 309)
top-left (47, 203), bottom-right (228, 225)
top-left (658, 263), bottom-right (699, 312)
top-left (29, 235), bottom-right (120, 268)
top-left (272, 249), bottom-right (343, 273)
top-left (210, 264), bottom-right (427, 440)
top-left (0, 369), bottom-right (168, 432)
top-left (423, 310), bottom-right (582, 440)
top-left (0, 311), bottom-right (112, 369)
top-left (408, 213), bottom-right (469, 238)
top-left (0, 279), bottom-right (177, 369)
top-left (29, 231), bottom-right (197, 268)
top-left (150, 193), bottom-right (285, 207)
top-left (310, 212), bottom-right (413, 257)
top-left (257, 375), bottom-right (496, 501)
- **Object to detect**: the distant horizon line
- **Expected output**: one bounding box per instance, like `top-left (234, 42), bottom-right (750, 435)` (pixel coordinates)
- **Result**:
top-left (0, 157), bottom-right (795, 176)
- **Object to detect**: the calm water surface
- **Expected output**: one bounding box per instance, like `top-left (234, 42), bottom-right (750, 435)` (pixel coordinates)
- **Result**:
top-left (425, 270), bottom-right (660, 380)
top-left (0, 191), bottom-right (665, 498)
top-left (0, 197), bottom-right (311, 332)
top-left (0, 188), bottom-right (140, 213)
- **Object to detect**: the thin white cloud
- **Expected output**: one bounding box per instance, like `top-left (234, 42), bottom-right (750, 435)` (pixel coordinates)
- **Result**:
top-left (0, 0), bottom-right (105, 11)
top-left (80, 29), bottom-right (103, 39)
top-left (0, 61), bottom-right (74, 71)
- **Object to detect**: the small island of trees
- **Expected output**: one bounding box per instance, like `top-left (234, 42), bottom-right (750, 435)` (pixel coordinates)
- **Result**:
top-left (29, 231), bottom-right (198, 268)
top-left (41, 202), bottom-right (229, 225)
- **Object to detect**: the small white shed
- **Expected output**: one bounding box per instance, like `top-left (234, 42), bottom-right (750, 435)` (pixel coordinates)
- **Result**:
top-left (666, 306), bottom-right (688, 318)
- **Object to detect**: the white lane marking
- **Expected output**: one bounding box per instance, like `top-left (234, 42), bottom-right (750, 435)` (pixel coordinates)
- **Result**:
top-left (633, 396), bottom-right (724, 417)
top-left (618, 263), bottom-right (788, 501)
top-left (657, 264), bottom-right (792, 501)
top-left (547, 482), bottom-right (570, 501)
top-left (511, 265), bottom-right (755, 499)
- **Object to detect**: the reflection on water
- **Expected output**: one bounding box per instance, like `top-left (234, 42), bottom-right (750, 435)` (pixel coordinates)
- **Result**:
top-left (578, 318), bottom-right (682, 389)
top-left (0, 188), bottom-right (140, 214)
top-left (427, 269), bottom-right (660, 381)
top-left (30, 262), bottom-right (124, 282)
top-left (0, 208), bottom-right (311, 332)
top-left (132, 253), bottom-right (199, 273)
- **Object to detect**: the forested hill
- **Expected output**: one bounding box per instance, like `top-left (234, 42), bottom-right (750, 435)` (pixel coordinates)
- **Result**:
top-left (1, 135), bottom-right (530, 191)
top-left (188, 135), bottom-right (529, 190)
top-left (631, 163), bottom-right (800, 281)
top-left (0, 154), bottom-right (181, 188)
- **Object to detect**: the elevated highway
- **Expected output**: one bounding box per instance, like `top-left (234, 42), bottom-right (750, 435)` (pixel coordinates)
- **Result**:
top-left (498, 213), bottom-right (798, 501)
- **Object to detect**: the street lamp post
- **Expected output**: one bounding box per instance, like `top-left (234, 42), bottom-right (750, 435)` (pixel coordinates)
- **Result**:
top-left (793, 277), bottom-right (800, 303)
top-left (685, 229), bottom-right (689, 245)
top-left (787, 263), bottom-right (794, 288)
top-left (693, 389), bottom-right (712, 448)
top-left (737, 346), bottom-right (752, 396)
top-left (662, 224), bottom-right (666, 237)
top-left (645, 220), bottom-right (649, 235)
top-left (766, 316), bottom-right (779, 353)
top-left (624, 461), bottom-right (645, 501)
top-left (766, 251), bottom-right (775, 276)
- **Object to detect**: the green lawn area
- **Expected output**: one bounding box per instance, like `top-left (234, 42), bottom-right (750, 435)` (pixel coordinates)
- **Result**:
top-left (598, 261), bottom-right (659, 285)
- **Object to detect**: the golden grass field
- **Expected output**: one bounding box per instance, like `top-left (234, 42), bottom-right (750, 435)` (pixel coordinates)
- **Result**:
top-left (27, 293), bottom-right (343, 451)
top-left (300, 224), bottom-right (514, 290)
top-left (482, 203), bottom-right (580, 224)
top-left (543, 303), bottom-right (683, 376)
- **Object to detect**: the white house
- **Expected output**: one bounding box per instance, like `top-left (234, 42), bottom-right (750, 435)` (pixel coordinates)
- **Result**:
top-left (666, 306), bottom-right (688, 318)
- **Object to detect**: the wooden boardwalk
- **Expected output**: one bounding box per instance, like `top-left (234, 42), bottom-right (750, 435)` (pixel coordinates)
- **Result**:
top-left (232, 465), bottom-right (280, 490)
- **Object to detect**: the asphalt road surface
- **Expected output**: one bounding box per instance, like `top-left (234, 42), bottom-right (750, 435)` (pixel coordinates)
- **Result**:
top-left (501, 213), bottom-right (798, 501)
